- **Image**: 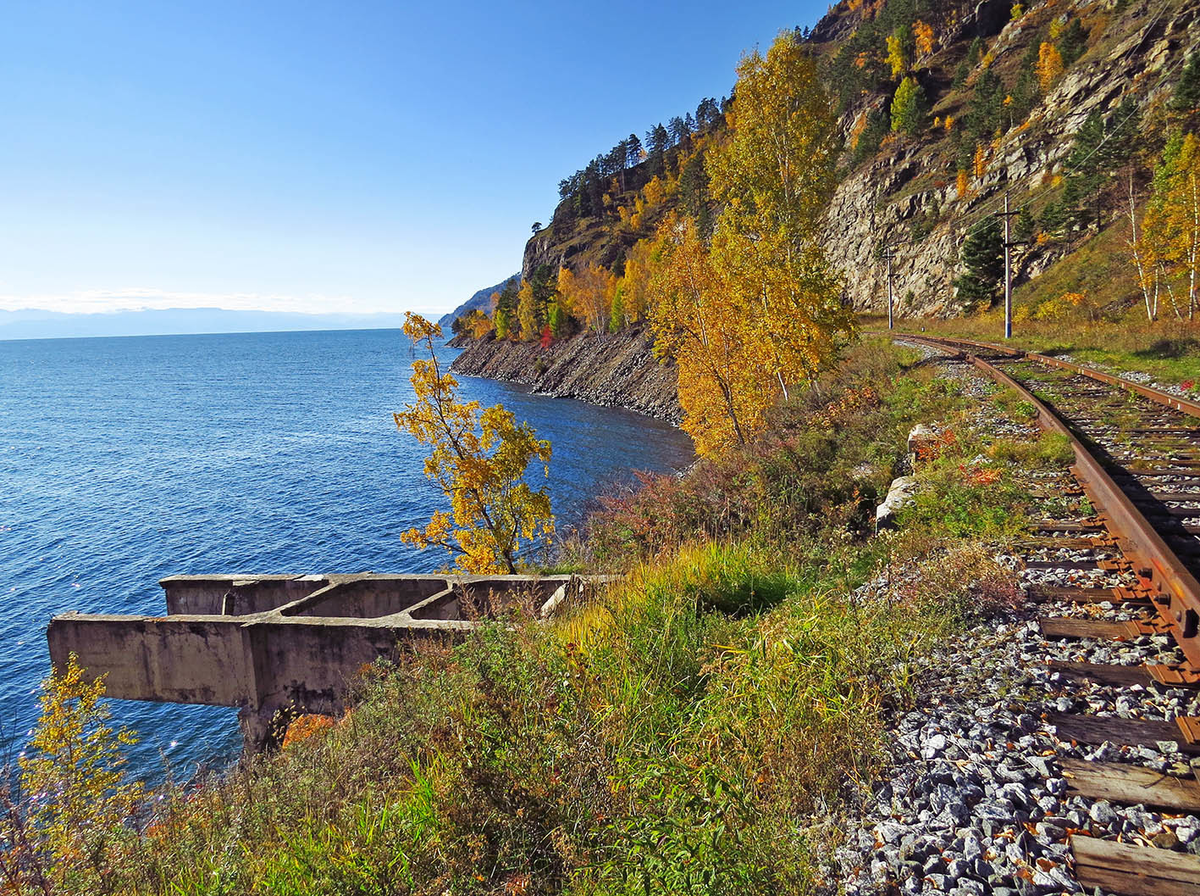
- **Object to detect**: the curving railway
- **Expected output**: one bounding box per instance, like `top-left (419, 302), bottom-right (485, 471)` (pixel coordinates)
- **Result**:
top-left (895, 332), bottom-right (1200, 895)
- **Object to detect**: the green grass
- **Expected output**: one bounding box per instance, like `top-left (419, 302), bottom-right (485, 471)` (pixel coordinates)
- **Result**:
top-left (871, 212), bottom-right (1200, 389)
top-left (5, 339), bottom-right (1045, 896)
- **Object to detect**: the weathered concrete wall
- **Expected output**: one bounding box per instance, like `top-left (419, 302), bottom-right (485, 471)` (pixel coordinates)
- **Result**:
top-left (47, 614), bottom-right (253, 706)
top-left (47, 573), bottom-right (614, 751)
top-left (163, 574), bottom-right (330, 615)
top-left (284, 576), bottom-right (450, 618)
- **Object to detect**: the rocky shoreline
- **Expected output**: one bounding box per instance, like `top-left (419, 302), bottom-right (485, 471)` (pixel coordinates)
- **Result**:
top-left (447, 328), bottom-right (681, 423)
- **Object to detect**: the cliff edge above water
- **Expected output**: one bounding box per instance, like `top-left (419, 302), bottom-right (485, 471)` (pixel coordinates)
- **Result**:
top-left (449, 329), bottom-right (681, 424)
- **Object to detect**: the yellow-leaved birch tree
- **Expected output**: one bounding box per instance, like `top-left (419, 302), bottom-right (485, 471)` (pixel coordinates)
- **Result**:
top-left (394, 313), bottom-right (553, 573)
top-left (705, 31), bottom-right (855, 399)
top-left (1145, 131), bottom-right (1200, 319)
top-left (649, 217), bottom-right (763, 454)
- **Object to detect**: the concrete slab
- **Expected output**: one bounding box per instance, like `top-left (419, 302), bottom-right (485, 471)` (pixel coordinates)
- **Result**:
top-left (47, 572), bottom-right (614, 752)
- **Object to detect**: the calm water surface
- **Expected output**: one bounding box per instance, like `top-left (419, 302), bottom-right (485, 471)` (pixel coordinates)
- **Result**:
top-left (0, 328), bottom-right (692, 777)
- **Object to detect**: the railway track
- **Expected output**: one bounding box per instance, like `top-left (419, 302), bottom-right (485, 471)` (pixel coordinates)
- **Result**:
top-left (894, 333), bottom-right (1200, 895)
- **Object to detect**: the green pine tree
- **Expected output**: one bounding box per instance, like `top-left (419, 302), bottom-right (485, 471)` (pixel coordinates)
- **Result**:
top-left (1062, 110), bottom-right (1104, 229)
top-left (966, 37), bottom-right (983, 67)
top-left (968, 69), bottom-right (1004, 139)
top-left (953, 217), bottom-right (1005, 306)
top-left (608, 287), bottom-right (625, 333)
top-left (1014, 206), bottom-right (1036, 244)
top-left (1171, 49), bottom-right (1200, 126)
top-left (1098, 96), bottom-right (1141, 172)
top-left (1039, 198), bottom-right (1067, 239)
top-left (1057, 18), bottom-right (1088, 66)
top-left (891, 76), bottom-right (928, 135)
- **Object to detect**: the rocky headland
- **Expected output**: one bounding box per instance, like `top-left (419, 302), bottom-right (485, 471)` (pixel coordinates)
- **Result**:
top-left (448, 328), bottom-right (681, 423)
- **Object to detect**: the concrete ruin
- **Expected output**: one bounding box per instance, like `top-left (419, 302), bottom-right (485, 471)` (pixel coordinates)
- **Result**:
top-left (47, 572), bottom-right (610, 751)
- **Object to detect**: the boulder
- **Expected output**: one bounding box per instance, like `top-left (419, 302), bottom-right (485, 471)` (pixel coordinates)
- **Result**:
top-left (876, 476), bottom-right (920, 529)
top-left (908, 424), bottom-right (941, 461)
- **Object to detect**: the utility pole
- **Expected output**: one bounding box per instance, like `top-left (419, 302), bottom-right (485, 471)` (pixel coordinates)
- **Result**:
top-left (996, 183), bottom-right (1020, 341)
top-left (883, 244), bottom-right (895, 330)
top-left (1003, 191), bottom-right (1012, 339)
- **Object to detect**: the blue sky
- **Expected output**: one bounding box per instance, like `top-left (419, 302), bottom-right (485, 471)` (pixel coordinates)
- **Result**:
top-left (1, 1), bottom-right (827, 318)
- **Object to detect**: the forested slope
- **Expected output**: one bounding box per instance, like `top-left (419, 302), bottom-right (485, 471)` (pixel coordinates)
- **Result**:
top-left (460, 0), bottom-right (1199, 329)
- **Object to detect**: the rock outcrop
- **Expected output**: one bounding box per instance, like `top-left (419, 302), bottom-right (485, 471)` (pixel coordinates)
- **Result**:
top-left (824, 0), bottom-right (1199, 317)
top-left (449, 328), bottom-right (681, 423)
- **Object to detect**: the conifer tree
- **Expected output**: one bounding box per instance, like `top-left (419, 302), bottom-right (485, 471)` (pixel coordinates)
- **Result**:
top-left (968, 69), bottom-right (1004, 138)
top-left (696, 97), bottom-right (720, 129)
top-left (1062, 110), bottom-right (1105, 229)
top-left (1099, 96), bottom-right (1141, 172)
top-left (1171, 50), bottom-right (1200, 129)
top-left (953, 217), bottom-right (1005, 306)
top-left (953, 60), bottom-right (970, 88)
top-left (966, 36), bottom-right (983, 68)
top-left (678, 149), bottom-right (712, 234)
top-left (645, 124), bottom-right (669, 175)
top-left (1057, 18), bottom-right (1088, 66)
top-left (1014, 205), bottom-right (1036, 244)
top-left (625, 133), bottom-right (643, 167)
top-left (891, 76), bottom-right (928, 135)
top-left (668, 116), bottom-right (688, 145)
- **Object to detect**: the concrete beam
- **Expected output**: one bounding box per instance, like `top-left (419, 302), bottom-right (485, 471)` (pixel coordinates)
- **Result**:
top-left (47, 573), bottom-right (615, 752)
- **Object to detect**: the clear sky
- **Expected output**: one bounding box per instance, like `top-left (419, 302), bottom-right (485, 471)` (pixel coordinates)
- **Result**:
top-left (2, 1), bottom-right (828, 318)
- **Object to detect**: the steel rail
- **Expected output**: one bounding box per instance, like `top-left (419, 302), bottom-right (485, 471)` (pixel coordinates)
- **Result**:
top-left (892, 332), bottom-right (1200, 419)
top-left (897, 333), bottom-right (1200, 666)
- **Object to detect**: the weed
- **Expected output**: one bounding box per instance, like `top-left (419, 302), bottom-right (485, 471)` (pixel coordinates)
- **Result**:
top-left (8, 338), bottom-right (1038, 895)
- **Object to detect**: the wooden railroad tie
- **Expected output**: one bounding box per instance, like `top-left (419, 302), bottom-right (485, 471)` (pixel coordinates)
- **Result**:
top-left (1048, 660), bottom-right (1200, 688)
top-left (1047, 713), bottom-right (1200, 756)
top-left (1071, 835), bottom-right (1200, 896)
top-left (1060, 759), bottom-right (1200, 812)
top-left (1029, 586), bottom-right (1150, 605)
top-left (1033, 519), bottom-right (1108, 533)
top-left (1039, 617), bottom-right (1172, 641)
top-left (1016, 537), bottom-right (1117, 549)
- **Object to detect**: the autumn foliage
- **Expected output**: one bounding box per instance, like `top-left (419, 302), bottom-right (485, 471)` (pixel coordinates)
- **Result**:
top-left (394, 313), bottom-right (554, 573)
top-left (0, 654), bottom-right (142, 894)
top-left (650, 32), bottom-right (854, 454)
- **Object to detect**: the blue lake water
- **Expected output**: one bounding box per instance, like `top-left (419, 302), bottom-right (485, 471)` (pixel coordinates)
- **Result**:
top-left (0, 328), bottom-right (692, 779)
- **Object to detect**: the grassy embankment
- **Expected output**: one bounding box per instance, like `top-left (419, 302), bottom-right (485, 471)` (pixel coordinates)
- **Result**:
top-left (12, 339), bottom-right (1075, 896)
top-left (868, 217), bottom-right (1200, 389)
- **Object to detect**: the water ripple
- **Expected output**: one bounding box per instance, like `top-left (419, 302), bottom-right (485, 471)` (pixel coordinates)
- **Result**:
top-left (0, 329), bottom-right (692, 778)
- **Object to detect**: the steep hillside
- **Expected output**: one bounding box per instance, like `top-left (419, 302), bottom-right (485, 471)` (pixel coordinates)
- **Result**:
top-left (437, 273), bottom-right (520, 329)
top-left (507, 0), bottom-right (1199, 319)
top-left (820, 0), bottom-right (1198, 315)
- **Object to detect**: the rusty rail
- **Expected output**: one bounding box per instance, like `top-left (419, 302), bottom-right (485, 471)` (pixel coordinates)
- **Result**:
top-left (897, 333), bottom-right (1200, 666)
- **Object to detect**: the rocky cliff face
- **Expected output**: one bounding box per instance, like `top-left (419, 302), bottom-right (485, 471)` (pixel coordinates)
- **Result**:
top-left (825, 0), bottom-right (1198, 316)
top-left (449, 329), bottom-right (681, 423)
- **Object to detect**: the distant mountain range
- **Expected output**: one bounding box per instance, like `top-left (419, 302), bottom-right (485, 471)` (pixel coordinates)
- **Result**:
top-left (0, 307), bottom-right (411, 341)
top-left (437, 273), bottom-right (520, 329)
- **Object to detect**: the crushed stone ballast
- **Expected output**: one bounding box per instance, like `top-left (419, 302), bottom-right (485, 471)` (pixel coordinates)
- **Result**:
top-left (836, 341), bottom-right (1200, 896)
